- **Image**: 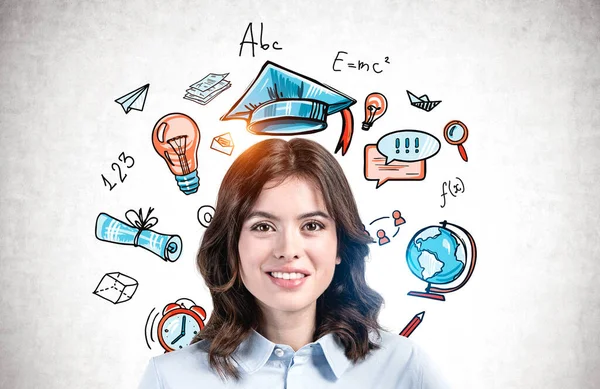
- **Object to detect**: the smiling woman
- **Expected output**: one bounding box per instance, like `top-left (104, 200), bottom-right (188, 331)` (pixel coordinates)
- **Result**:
top-left (238, 176), bottom-right (342, 326)
top-left (138, 138), bottom-right (450, 388)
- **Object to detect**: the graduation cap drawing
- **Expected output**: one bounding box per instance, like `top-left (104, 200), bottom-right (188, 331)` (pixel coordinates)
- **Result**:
top-left (221, 61), bottom-right (356, 155)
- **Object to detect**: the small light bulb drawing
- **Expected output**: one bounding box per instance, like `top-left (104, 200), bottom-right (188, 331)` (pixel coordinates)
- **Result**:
top-left (152, 113), bottom-right (201, 195)
top-left (362, 92), bottom-right (388, 131)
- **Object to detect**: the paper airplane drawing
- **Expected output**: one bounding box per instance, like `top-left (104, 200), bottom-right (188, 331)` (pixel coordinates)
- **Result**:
top-left (115, 83), bottom-right (149, 114)
top-left (407, 90), bottom-right (441, 112)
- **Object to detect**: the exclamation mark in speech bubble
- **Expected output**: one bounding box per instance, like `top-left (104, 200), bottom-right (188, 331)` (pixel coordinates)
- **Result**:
top-left (396, 138), bottom-right (400, 154)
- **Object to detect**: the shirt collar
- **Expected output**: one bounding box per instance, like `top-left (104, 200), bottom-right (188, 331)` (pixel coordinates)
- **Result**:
top-left (231, 329), bottom-right (353, 379)
top-left (315, 331), bottom-right (353, 379)
top-left (231, 329), bottom-right (275, 375)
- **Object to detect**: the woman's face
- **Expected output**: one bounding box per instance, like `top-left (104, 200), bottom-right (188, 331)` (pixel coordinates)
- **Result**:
top-left (238, 176), bottom-right (340, 317)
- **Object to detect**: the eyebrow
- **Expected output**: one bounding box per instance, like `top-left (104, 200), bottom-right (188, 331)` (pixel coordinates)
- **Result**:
top-left (245, 211), bottom-right (331, 222)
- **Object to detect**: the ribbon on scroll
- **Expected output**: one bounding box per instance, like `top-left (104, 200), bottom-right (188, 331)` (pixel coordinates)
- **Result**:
top-left (95, 208), bottom-right (182, 262)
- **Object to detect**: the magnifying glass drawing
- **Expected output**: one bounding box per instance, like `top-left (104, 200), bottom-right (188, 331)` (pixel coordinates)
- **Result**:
top-left (443, 120), bottom-right (469, 162)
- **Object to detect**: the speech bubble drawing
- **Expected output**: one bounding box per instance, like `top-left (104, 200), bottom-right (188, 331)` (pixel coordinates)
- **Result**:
top-left (364, 145), bottom-right (426, 188)
top-left (377, 130), bottom-right (440, 164)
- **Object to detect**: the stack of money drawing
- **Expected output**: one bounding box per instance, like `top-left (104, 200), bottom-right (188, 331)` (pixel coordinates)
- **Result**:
top-left (184, 73), bottom-right (231, 105)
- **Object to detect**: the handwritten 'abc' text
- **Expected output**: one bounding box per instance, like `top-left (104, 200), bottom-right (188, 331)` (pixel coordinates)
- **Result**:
top-left (239, 22), bottom-right (282, 57)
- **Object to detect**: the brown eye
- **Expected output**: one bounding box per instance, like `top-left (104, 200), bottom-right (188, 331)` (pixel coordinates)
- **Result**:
top-left (252, 223), bottom-right (274, 232)
top-left (304, 221), bottom-right (324, 231)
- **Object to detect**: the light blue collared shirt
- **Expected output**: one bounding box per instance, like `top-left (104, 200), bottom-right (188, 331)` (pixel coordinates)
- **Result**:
top-left (139, 329), bottom-right (450, 388)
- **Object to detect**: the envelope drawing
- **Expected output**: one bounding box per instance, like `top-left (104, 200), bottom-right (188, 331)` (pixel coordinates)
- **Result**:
top-left (115, 83), bottom-right (149, 114)
top-left (210, 132), bottom-right (234, 155)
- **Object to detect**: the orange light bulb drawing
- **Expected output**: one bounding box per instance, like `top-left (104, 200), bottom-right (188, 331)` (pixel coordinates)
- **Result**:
top-left (362, 92), bottom-right (388, 131)
top-left (152, 113), bottom-right (201, 195)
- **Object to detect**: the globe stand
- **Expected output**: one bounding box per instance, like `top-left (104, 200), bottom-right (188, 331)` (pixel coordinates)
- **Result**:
top-left (407, 290), bottom-right (445, 301)
top-left (408, 283), bottom-right (445, 301)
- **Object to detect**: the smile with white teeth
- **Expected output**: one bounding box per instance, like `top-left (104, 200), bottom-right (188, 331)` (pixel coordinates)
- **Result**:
top-left (269, 272), bottom-right (306, 280)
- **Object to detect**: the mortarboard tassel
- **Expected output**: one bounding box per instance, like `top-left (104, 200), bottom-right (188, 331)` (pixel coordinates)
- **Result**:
top-left (335, 108), bottom-right (354, 156)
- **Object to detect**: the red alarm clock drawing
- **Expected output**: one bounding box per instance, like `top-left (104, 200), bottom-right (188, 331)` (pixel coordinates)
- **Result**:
top-left (157, 298), bottom-right (206, 352)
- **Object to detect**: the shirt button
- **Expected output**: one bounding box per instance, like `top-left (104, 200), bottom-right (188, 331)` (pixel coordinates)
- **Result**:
top-left (274, 348), bottom-right (285, 357)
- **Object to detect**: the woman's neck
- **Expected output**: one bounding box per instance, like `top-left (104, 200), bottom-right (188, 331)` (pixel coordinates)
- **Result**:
top-left (258, 302), bottom-right (317, 351)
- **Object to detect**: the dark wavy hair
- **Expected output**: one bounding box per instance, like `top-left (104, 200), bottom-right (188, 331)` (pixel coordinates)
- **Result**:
top-left (191, 138), bottom-right (384, 381)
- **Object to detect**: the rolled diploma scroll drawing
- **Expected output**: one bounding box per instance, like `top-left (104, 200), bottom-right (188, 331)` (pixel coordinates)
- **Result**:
top-left (95, 213), bottom-right (182, 262)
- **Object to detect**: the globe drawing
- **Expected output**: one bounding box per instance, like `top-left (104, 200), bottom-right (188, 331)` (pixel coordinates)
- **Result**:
top-left (406, 221), bottom-right (477, 301)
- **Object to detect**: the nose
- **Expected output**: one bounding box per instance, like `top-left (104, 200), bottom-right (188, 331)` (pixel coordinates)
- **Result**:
top-left (273, 228), bottom-right (303, 260)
